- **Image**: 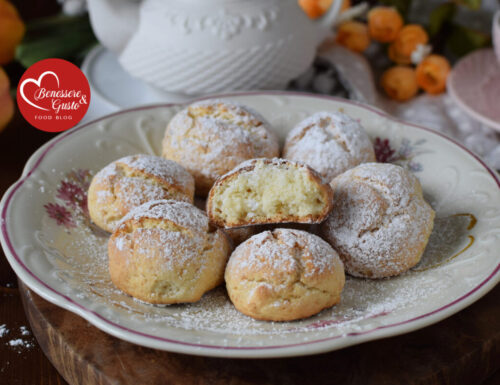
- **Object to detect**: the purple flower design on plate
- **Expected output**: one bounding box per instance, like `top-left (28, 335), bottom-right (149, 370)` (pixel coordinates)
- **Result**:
top-left (374, 138), bottom-right (396, 163)
top-left (374, 137), bottom-right (428, 172)
top-left (44, 168), bottom-right (103, 235)
top-left (44, 203), bottom-right (76, 228)
top-left (56, 181), bottom-right (86, 211)
top-left (67, 169), bottom-right (92, 190)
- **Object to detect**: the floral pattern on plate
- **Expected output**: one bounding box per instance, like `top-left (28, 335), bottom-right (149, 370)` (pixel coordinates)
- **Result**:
top-left (2, 93), bottom-right (499, 358)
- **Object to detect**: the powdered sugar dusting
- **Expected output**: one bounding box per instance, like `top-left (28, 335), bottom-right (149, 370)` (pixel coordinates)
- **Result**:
top-left (284, 112), bottom-right (376, 182)
top-left (36, 204), bottom-right (467, 340)
top-left (228, 229), bottom-right (341, 279)
top-left (117, 154), bottom-right (193, 189)
top-left (0, 325), bottom-right (36, 354)
top-left (126, 228), bottom-right (206, 278)
top-left (92, 154), bottom-right (193, 196)
top-left (118, 200), bottom-right (208, 232)
top-left (89, 155), bottom-right (195, 231)
top-left (322, 163), bottom-right (435, 278)
top-left (163, 100), bottom-right (279, 181)
top-left (0, 325), bottom-right (8, 337)
top-left (114, 176), bottom-right (168, 207)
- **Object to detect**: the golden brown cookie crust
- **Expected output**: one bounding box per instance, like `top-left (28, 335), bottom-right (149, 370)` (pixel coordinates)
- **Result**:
top-left (108, 200), bottom-right (231, 304)
top-left (162, 100), bottom-right (279, 196)
top-left (88, 154), bottom-right (194, 232)
top-left (225, 228), bottom-right (345, 321)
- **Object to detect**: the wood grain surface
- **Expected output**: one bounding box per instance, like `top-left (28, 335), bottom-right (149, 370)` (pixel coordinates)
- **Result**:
top-left (19, 279), bottom-right (500, 385)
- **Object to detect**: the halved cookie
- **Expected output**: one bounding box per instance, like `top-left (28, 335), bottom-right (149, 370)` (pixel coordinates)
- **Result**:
top-left (207, 158), bottom-right (333, 228)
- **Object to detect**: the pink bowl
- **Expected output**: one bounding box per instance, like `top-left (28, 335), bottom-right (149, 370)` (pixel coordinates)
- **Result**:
top-left (494, 11), bottom-right (500, 63)
top-left (447, 49), bottom-right (500, 132)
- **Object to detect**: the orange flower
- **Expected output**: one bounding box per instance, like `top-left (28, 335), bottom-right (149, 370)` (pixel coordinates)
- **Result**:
top-left (416, 55), bottom-right (451, 95)
top-left (388, 24), bottom-right (429, 65)
top-left (299, 0), bottom-right (333, 19)
top-left (336, 21), bottom-right (371, 53)
top-left (381, 66), bottom-right (418, 101)
top-left (368, 7), bottom-right (403, 43)
top-left (299, 0), bottom-right (349, 19)
top-left (0, 0), bottom-right (25, 64)
top-left (0, 67), bottom-right (14, 132)
top-left (341, 0), bottom-right (351, 12)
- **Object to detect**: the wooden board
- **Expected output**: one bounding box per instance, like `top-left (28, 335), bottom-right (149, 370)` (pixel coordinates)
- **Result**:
top-left (20, 280), bottom-right (500, 385)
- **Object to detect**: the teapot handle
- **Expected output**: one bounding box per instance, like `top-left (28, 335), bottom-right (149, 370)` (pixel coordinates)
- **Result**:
top-left (316, 0), bottom-right (343, 31)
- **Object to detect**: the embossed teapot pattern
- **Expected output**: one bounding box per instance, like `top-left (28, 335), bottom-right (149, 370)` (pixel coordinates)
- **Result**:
top-left (87, 0), bottom-right (343, 96)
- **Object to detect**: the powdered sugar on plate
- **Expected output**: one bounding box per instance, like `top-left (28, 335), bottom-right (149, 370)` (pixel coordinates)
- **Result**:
top-left (35, 202), bottom-right (469, 338)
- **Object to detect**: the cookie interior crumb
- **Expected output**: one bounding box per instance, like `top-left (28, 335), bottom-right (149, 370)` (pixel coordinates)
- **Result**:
top-left (211, 160), bottom-right (327, 225)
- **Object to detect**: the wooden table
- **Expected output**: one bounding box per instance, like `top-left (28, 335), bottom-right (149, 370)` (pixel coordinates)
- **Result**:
top-left (1, 112), bottom-right (500, 384)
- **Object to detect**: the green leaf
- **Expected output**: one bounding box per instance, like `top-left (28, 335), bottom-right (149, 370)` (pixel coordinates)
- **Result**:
top-left (429, 3), bottom-right (456, 36)
top-left (15, 13), bottom-right (97, 67)
top-left (447, 23), bottom-right (491, 57)
top-left (453, 0), bottom-right (482, 10)
top-left (378, 0), bottom-right (413, 19)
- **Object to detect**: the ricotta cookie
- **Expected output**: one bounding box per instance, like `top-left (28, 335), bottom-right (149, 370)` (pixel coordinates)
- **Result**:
top-left (88, 154), bottom-right (194, 232)
top-left (225, 229), bottom-right (345, 321)
top-left (283, 112), bottom-right (375, 183)
top-left (162, 100), bottom-right (279, 196)
top-left (207, 158), bottom-right (333, 228)
top-left (320, 163), bottom-right (435, 278)
top-left (108, 200), bottom-right (231, 304)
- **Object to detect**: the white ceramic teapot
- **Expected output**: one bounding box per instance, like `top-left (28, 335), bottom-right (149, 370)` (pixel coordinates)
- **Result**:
top-left (87, 0), bottom-right (343, 97)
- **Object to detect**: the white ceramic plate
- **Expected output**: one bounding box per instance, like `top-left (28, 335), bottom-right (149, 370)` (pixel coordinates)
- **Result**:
top-left (1, 92), bottom-right (499, 358)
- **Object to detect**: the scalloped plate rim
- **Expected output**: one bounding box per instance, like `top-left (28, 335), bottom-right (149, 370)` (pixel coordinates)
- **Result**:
top-left (1, 91), bottom-right (500, 358)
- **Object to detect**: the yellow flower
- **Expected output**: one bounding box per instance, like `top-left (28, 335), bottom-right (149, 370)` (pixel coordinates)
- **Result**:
top-left (336, 21), bottom-right (371, 53)
top-left (381, 66), bottom-right (418, 101)
top-left (388, 25), bottom-right (429, 65)
top-left (0, 0), bottom-right (25, 64)
top-left (368, 7), bottom-right (403, 43)
top-left (416, 55), bottom-right (451, 95)
top-left (0, 67), bottom-right (14, 132)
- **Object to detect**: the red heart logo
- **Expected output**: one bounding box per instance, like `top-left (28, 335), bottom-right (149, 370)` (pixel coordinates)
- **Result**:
top-left (19, 71), bottom-right (60, 111)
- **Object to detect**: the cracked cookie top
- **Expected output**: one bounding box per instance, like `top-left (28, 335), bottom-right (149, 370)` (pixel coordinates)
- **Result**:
top-left (108, 200), bottom-right (231, 304)
top-left (283, 112), bottom-right (376, 183)
top-left (162, 100), bottom-right (279, 196)
top-left (87, 154), bottom-right (195, 232)
top-left (225, 228), bottom-right (345, 321)
top-left (320, 162), bottom-right (435, 278)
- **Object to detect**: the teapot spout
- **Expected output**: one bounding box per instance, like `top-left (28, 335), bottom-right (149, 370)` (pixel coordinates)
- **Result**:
top-left (87, 0), bottom-right (140, 54)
